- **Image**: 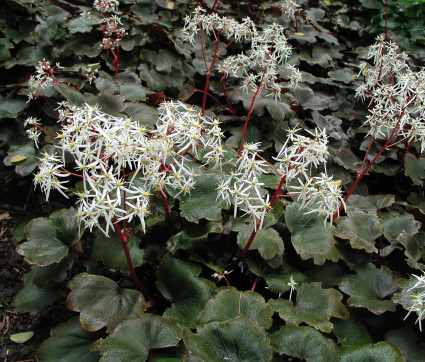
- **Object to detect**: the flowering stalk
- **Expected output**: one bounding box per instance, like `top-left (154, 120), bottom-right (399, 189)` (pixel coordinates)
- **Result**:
top-left (113, 218), bottom-right (150, 295)
top-left (336, 36), bottom-right (425, 219)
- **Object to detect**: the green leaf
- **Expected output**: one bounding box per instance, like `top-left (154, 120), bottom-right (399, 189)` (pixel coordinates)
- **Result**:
top-left (179, 172), bottom-right (227, 223)
top-left (167, 222), bottom-right (223, 254)
top-left (285, 203), bottom-right (339, 265)
top-left (0, 97), bottom-right (29, 119)
top-left (404, 153), bottom-right (425, 186)
top-left (333, 318), bottom-right (373, 348)
top-left (346, 194), bottom-right (395, 212)
top-left (246, 258), bottom-right (307, 295)
top-left (385, 327), bottom-right (425, 361)
top-left (334, 148), bottom-right (362, 173)
top-left (183, 315), bottom-right (273, 362)
top-left (36, 317), bottom-right (99, 362)
top-left (197, 287), bottom-right (273, 329)
top-left (335, 209), bottom-right (382, 253)
top-left (156, 254), bottom-right (216, 327)
top-left (340, 342), bottom-right (404, 362)
top-left (270, 325), bottom-right (338, 361)
top-left (380, 211), bottom-right (421, 242)
top-left (338, 263), bottom-right (397, 314)
top-left (269, 282), bottom-right (348, 333)
top-left (123, 102), bottom-right (158, 127)
top-left (328, 68), bottom-right (355, 83)
top-left (18, 208), bottom-right (81, 266)
top-left (10, 331), bottom-right (34, 343)
top-left (67, 275), bottom-right (147, 332)
top-left (92, 231), bottom-right (144, 272)
top-left (32, 254), bottom-right (74, 287)
top-left (14, 269), bottom-right (62, 312)
top-left (235, 224), bottom-right (284, 260)
top-left (92, 315), bottom-right (181, 362)
top-left (3, 144), bottom-right (39, 176)
top-left (53, 83), bottom-right (85, 106)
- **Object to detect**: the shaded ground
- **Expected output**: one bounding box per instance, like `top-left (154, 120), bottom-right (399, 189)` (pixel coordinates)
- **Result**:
top-left (0, 174), bottom-right (74, 361)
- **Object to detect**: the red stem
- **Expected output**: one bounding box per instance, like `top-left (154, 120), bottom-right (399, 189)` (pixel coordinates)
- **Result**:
top-left (251, 276), bottom-right (258, 291)
top-left (113, 218), bottom-right (150, 295)
top-left (333, 104), bottom-right (410, 222)
top-left (238, 175), bottom-right (287, 261)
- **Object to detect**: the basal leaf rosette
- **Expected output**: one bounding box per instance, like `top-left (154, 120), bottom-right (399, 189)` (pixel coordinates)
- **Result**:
top-left (338, 263), bottom-right (397, 315)
top-left (269, 281), bottom-right (348, 333)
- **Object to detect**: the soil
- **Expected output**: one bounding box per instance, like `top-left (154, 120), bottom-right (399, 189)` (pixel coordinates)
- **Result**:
top-left (0, 173), bottom-right (74, 362)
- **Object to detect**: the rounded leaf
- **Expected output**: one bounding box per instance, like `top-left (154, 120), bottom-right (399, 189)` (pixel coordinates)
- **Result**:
top-left (285, 203), bottom-right (339, 265)
top-left (269, 282), bottom-right (348, 333)
top-left (197, 287), bottom-right (273, 329)
top-left (93, 315), bottom-right (181, 362)
top-left (183, 315), bottom-right (273, 362)
top-left (36, 317), bottom-right (99, 362)
top-left (67, 275), bottom-right (146, 332)
top-left (270, 325), bottom-right (338, 361)
top-left (340, 342), bottom-right (404, 362)
top-left (339, 263), bottom-right (397, 314)
top-left (156, 254), bottom-right (216, 327)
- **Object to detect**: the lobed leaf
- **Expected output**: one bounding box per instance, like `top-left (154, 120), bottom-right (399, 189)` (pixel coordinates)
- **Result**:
top-left (197, 287), bottom-right (273, 329)
top-left (270, 325), bottom-right (338, 361)
top-left (285, 203), bottom-right (339, 265)
top-left (36, 317), bottom-right (99, 362)
top-left (338, 263), bottom-right (397, 314)
top-left (183, 315), bottom-right (273, 362)
top-left (269, 282), bottom-right (348, 333)
top-left (92, 314), bottom-right (181, 362)
top-left (67, 275), bottom-right (146, 332)
top-left (156, 254), bottom-right (216, 327)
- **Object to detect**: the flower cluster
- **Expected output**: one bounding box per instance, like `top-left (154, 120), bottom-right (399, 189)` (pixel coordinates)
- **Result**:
top-left (403, 273), bottom-right (425, 331)
top-left (93, 0), bottom-right (119, 13)
top-left (27, 59), bottom-right (60, 100)
top-left (280, 0), bottom-right (301, 22)
top-left (217, 143), bottom-right (269, 230)
top-left (101, 15), bottom-right (128, 48)
top-left (216, 126), bottom-right (344, 229)
top-left (183, 7), bottom-right (301, 103)
top-left (27, 101), bottom-right (225, 235)
top-left (182, 6), bottom-right (256, 45)
top-left (274, 126), bottom-right (330, 181)
top-left (356, 35), bottom-right (425, 152)
top-left (24, 117), bottom-right (42, 148)
top-left (155, 101), bottom-right (225, 167)
top-left (291, 174), bottom-right (345, 224)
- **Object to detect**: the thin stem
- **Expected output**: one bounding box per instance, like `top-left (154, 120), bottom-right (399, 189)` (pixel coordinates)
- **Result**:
top-left (201, 31), bottom-right (221, 116)
top-left (238, 68), bottom-right (267, 156)
top-left (113, 218), bottom-right (150, 295)
top-left (333, 105), bottom-right (409, 222)
top-left (385, 0), bottom-right (388, 39)
top-left (161, 189), bottom-right (171, 218)
top-left (238, 175), bottom-right (287, 261)
top-left (251, 276), bottom-right (258, 291)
